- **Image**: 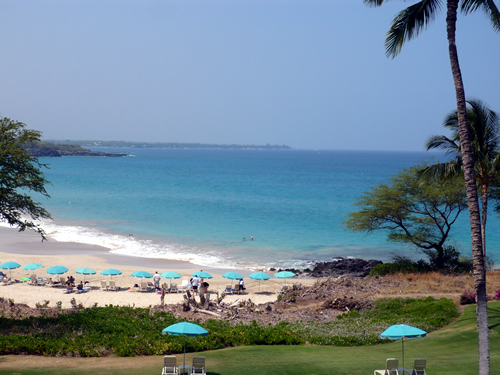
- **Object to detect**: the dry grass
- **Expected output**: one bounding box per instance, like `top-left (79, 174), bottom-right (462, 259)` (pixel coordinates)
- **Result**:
top-left (368, 270), bottom-right (500, 306)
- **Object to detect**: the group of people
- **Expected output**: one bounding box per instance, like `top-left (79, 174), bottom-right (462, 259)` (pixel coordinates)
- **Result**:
top-left (190, 275), bottom-right (209, 294)
top-left (151, 270), bottom-right (247, 295)
top-left (65, 275), bottom-right (85, 292)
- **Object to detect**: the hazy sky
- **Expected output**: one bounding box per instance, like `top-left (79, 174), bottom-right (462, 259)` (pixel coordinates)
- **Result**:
top-left (1, 1), bottom-right (499, 151)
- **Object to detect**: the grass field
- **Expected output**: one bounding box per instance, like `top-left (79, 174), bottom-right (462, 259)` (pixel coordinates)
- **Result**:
top-left (0, 301), bottom-right (498, 375)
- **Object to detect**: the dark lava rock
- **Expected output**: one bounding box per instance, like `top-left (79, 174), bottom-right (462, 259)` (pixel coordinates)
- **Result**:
top-left (306, 258), bottom-right (382, 278)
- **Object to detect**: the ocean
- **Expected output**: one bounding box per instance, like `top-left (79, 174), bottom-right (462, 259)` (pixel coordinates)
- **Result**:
top-left (14, 148), bottom-right (500, 270)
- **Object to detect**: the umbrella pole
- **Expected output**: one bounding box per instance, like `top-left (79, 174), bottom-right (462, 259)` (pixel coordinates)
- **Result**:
top-left (402, 337), bottom-right (404, 371)
top-left (183, 336), bottom-right (186, 372)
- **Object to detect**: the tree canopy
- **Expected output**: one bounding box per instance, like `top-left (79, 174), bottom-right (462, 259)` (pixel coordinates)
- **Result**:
top-left (423, 99), bottom-right (500, 257)
top-left (343, 163), bottom-right (467, 269)
top-left (0, 117), bottom-right (51, 239)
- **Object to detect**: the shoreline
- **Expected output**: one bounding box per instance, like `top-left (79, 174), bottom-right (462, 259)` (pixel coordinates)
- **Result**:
top-left (0, 226), bottom-right (314, 309)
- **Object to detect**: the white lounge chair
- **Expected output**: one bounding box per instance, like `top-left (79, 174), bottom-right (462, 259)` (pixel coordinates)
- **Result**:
top-left (191, 356), bottom-right (206, 375)
top-left (162, 355), bottom-right (178, 375)
top-left (170, 283), bottom-right (178, 293)
top-left (108, 280), bottom-right (117, 291)
top-left (139, 280), bottom-right (149, 292)
top-left (179, 279), bottom-right (189, 292)
top-left (29, 275), bottom-right (38, 285)
top-left (412, 359), bottom-right (426, 375)
top-left (101, 280), bottom-right (108, 291)
top-left (375, 358), bottom-right (399, 375)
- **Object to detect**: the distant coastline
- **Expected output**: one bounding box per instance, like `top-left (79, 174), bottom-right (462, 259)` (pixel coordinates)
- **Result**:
top-left (22, 142), bottom-right (128, 157)
top-left (48, 140), bottom-right (292, 150)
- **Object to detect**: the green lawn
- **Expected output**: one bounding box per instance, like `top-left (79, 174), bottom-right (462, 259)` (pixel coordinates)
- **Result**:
top-left (0, 301), bottom-right (498, 375)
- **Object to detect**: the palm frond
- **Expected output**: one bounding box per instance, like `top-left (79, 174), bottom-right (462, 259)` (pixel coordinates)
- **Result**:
top-left (418, 160), bottom-right (463, 182)
top-left (363, 0), bottom-right (385, 6)
top-left (461, 0), bottom-right (500, 31)
top-left (385, 0), bottom-right (442, 57)
top-left (426, 135), bottom-right (460, 155)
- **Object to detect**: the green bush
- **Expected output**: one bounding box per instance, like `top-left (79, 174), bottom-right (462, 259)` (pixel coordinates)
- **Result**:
top-left (0, 297), bottom-right (459, 356)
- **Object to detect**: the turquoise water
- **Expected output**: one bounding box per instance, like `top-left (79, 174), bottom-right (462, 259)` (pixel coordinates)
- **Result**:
top-left (21, 148), bottom-right (500, 270)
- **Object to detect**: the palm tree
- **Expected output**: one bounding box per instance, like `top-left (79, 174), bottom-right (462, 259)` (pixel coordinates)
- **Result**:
top-left (424, 99), bottom-right (500, 258)
top-left (363, 1), bottom-right (500, 374)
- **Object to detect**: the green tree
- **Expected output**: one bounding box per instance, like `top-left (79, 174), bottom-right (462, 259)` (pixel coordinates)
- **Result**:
top-left (363, 1), bottom-right (500, 372)
top-left (423, 99), bottom-right (500, 258)
top-left (343, 164), bottom-right (467, 269)
top-left (0, 117), bottom-right (51, 240)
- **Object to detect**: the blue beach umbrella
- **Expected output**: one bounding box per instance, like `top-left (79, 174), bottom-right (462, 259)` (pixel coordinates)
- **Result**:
top-left (274, 271), bottom-right (296, 286)
top-left (160, 271), bottom-right (182, 288)
top-left (75, 268), bottom-right (96, 275)
top-left (162, 322), bottom-right (209, 370)
top-left (161, 271), bottom-right (182, 279)
top-left (100, 268), bottom-right (122, 279)
top-left (249, 271), bottom-right (271, 293)
top-left (22, 263), bottom-right (43, 271)
top-left (192, 271), bottom-right (212, 279)
top-left (22, 263), bottom-right (44, 276)
top-left (131, 270), bottom-right (153, 278)
top-left (380, 324), bottom-right (427, 371)
top-left (75, 268), bottom-right (96, 283)
top-left (222, 271), bottom-right (243, 280)
top-left (46, 265), bottom-right (69, 275)
top-left (0, 261), bottom-right (21, 279)
top-left (223, 271), bottom-right (244, 288)
top-left (0, 261), bottom-right (21, 269)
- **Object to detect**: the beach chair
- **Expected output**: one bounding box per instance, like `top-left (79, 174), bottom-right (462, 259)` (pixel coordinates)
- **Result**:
top-left (190, 356), bottom-right (206, 375)
top-left (411, 359), bottom-right (426, 375)
top-left (179, 279), bottom-right (189, 292)
top-left (170, 283), bottom-right (178, 293)
top-left (101, 280), bottom-right (108, 291)
top-left (224, 285), bottom-right (234, 294)
top-left (29, 275), bottom-right (37, 285)
top-left (108, 280), bottom-right (117, 291)
top-left (139, 280), bottom-right (149, 292)
top-left (1, 277), bottom-right (12, 285)
top-left (162, 355), bottom-right (178, 375)
top-left (374, 358), bottom-right (399, 375)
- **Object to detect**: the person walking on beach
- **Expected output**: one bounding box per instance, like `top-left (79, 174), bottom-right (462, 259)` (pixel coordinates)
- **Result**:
top-left (153, 271), bottom-right (161, 292)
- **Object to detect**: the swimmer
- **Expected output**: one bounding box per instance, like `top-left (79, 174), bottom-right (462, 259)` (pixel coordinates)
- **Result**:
top-left (251, 236), bottom-right (253, 240)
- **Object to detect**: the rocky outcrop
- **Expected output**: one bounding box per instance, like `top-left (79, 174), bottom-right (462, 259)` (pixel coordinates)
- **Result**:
top-left (304, 258), bottom-right (383, 278)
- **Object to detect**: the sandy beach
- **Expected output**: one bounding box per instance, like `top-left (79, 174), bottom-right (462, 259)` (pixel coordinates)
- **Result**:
top-left (0, 226), bottom-right (314, 309)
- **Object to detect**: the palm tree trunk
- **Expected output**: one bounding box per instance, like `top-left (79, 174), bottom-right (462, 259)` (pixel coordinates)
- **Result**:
top-left (481, 184), bottom-right (488, 258)
top-left (446, 2), bottom-right (490, 374)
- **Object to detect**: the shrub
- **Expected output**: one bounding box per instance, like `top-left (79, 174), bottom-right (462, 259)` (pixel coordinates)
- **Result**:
top-left (369, 261), bottom-right (430, 276)
top-left (494, 289), bottom-right (500, 301)
top-left (0, 298), bottom-right (460, 356)
top-left (460, 291), bottom-right (476, 305)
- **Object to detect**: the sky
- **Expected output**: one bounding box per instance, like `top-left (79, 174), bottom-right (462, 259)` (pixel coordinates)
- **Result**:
top-left (1, 0), bottom-right (499, 151)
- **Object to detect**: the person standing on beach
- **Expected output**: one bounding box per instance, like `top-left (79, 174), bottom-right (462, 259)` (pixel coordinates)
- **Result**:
top-left (239, 278), bottom-right (245, 294)
top-left (192, 275), bottom-right (199, 294)
top-left (153, 271), bottom-right (161, 292)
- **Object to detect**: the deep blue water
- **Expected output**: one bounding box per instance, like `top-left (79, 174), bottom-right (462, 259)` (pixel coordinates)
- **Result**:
top-left (20, 148), bottom-right (500, 270)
